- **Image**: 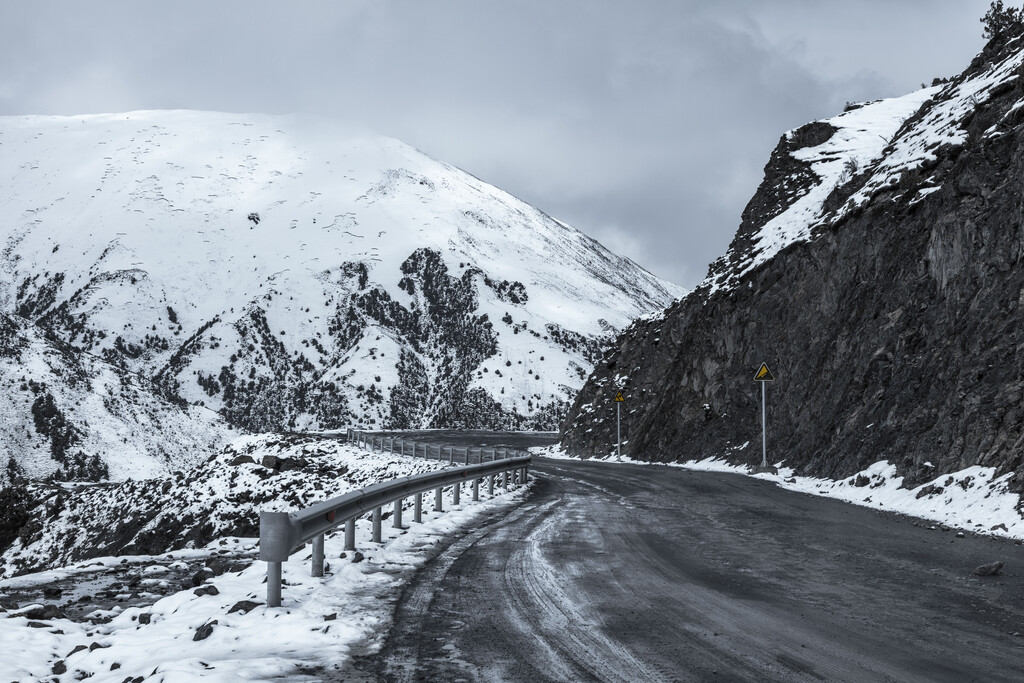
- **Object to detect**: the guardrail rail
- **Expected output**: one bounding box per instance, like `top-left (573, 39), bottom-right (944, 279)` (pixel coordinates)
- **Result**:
top-left (259, 433), bottom-right (531, 607)
top-left (346, 428), bottom-right (530, 463)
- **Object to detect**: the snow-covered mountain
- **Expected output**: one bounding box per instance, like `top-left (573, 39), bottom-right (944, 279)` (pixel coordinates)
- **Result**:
top-left (0, 111), bottom-right (683, 442)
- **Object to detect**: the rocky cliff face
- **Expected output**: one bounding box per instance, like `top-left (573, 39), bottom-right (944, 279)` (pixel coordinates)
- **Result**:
top-left (562, 32), bottom-right (1024, 494)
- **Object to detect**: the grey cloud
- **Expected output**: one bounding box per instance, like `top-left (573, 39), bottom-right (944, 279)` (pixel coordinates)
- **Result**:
top-left (0, 0), bottom-right (992, 286)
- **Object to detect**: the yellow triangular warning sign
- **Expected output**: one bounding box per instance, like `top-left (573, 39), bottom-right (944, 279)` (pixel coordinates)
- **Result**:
top-left (754, 363), bottom-right (775, 381)
top-left (614, 392), bottom-right (625, 402)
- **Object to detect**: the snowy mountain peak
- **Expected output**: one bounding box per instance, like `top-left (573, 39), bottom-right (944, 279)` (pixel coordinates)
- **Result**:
top-left (0, 110), bottom-right (682, 447)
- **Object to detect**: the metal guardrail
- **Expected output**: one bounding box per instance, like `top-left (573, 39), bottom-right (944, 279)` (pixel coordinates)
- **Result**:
top-left (346, 428), bottom-right (530, 463)
top-left (259, 433), bottom-right (531, 607)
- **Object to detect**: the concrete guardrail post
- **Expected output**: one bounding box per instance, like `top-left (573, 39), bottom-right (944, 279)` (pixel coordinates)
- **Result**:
top-left (345, 519), bottom-right (355, 550)
top-left (393, 498), bottom-right (403, 528)
top-left (473, 478), bottom-right (480, 501)
top-left (453, 482), bottom-right (461, 505)
top-left (488, 474), bottom-right (495, 496)
top-left (449, 446), bottom-right (455, 464)
top-left (267, 561), bottom-right (282, 607)
top-left (312, 533), bottom-right (325, 577)
top-left (435, 486), bottom-right (444, 512)
top-left (260, 510), bottom-right (293, 608)
top-left (372, 507), bottom-right (382, 543)
top-left (414, 492), bottom-right (423, 522)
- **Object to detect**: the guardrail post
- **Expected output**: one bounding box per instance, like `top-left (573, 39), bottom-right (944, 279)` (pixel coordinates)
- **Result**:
top-left (488, 474), bottom-right (495, 496)
top-left (473, 478), bottom-right (480, 501)
top-left (465, 448), bottom-right (470, 465)
top-left (522, 466), bottom-right (528, 483)
top-left (448, 446), bottom-right (454, 464)
top-left (393, 498), bottom-right (404, 528)
top-left (414, 492), bottom-right (423, 522)
top-left (453, 482), bottom-right (461, 505)
top-left (268, 561), bottom-right (282, 607)
top-left (312, 533), bottom-right (325, 577)
top-left (504, 470), bottom-right (510, 489)
top-left (372, 507), bottom-right (382, 543)
top-left (435, 486), bottom-right (444, 512)
top-left (345, 519), bottom-right (356, 550)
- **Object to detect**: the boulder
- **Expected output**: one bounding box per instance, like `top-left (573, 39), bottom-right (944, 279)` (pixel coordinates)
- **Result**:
top-left (227, 600), bottom-right (260, 615)
top-left (975, 561), bottom-right (1004, 576)
top-left (193, 619), bottom-right (218, 641)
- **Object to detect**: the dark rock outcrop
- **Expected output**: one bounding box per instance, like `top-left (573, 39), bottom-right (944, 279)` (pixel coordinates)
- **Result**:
top-left (562, 32), bottom-right (1024, 496)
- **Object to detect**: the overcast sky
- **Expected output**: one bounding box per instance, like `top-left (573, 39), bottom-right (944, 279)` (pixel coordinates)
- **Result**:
top-left (0, 1), bottom-right (996, 288)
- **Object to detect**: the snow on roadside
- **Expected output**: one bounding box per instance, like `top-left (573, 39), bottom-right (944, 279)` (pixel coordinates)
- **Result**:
top-left (0, 446), bottom-right (530, 681)
top-left (532, 445), bottom-right (1024, 540)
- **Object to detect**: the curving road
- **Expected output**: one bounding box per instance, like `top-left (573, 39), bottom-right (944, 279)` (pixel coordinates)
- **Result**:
top-left (353, 436), bottom-right (1024, 682)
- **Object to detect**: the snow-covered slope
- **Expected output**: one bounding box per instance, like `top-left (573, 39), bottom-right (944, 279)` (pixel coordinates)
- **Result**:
top-left (0, 111), bottom-right (683, 434)
top-left (0, 312), bottom-right (228, 484)
top-left (0, 433), bottom-right (454, 578)
top-left (703, 37), bottom-right (1024, 298)
top-left (701, 88), bottom-right (938, 295)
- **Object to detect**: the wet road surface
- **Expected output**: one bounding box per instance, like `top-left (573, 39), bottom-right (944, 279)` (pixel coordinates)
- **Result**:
top-left (359, 449), bottom-right (1024, 682)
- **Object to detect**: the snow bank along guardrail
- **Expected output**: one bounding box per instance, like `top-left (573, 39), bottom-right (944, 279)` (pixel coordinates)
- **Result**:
top-left (259, 432), bottom-right (531, 607)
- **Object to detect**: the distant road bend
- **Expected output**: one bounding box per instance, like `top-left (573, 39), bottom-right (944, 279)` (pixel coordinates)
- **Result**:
top-left (355, 432), bottom-right (1024, 682)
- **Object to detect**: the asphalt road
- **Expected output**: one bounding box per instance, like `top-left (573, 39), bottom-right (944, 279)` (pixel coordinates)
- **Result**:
top-left (360, 449), bottom-right (1024, 682)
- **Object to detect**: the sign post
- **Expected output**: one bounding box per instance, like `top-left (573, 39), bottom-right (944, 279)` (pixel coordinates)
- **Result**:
top-left (614, 391), bottom-right (625, 459)
top-left (753, 363), bottom-right (775, 468)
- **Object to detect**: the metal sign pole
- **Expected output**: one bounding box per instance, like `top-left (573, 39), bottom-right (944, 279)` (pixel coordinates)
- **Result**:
top-left (617, 400), bottom-right (621, 459)
top-left (761, 380), bottom-right (767, 468)
top-left (753, 362), bottom-right (774, 471)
